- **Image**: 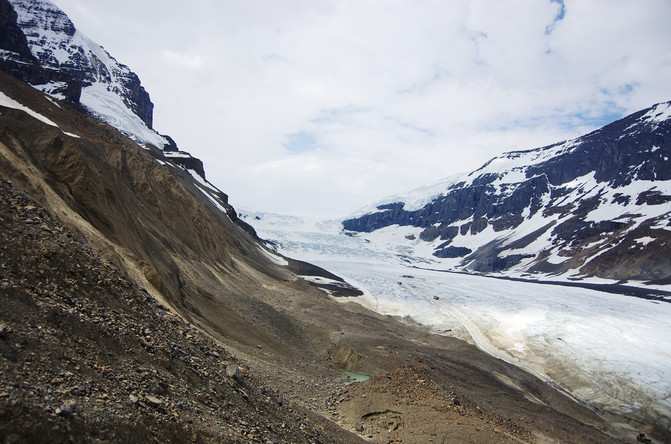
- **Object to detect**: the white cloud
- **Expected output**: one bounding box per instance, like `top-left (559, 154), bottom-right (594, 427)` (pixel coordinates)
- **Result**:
top-left (53, 0), bottom-right (671, 218)
top-left (159, 50), bottom-right (207, 70)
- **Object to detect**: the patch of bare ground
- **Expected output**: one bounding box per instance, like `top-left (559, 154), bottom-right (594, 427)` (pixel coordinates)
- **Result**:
top-left (336, 365), bottom-right (535, 443)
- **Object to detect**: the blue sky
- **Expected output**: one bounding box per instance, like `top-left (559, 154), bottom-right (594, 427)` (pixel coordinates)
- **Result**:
top-left (54, 0), bottom-right (671, 218)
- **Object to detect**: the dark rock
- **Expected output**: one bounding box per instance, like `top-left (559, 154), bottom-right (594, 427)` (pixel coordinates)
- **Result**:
top-left (56, 400), bottom-right (75, 418)
top-left (0, 322), bottom-right (10, 338)
top-left (636, 190), bottom-right (671, 206)
top-left (470, 217), bottom-right (488, 235)
top-left (166, 152), bottom-right (206, 180)
top-left (151, 382), bottom-right (168, 396)
top-left (0, 0), bottom-right (33, 59)
top-left (433, 246), bottom-right (472, 259)
top-left (226, 365), bottom-right (242, 381)
top-left (145, 395), bottom-right (162, 408)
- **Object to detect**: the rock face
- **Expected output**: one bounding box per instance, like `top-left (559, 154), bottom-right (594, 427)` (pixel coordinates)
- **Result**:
top-left (0, 0), bottom-right (218, 181)
top-left (0, 0), bottom-right (34, 60)
top-left (344, 102), bottom-right (671, 284)
top-left (6, 0), bottom-right (153, 128)
top-left (0, 0), bottom-right (169, 149)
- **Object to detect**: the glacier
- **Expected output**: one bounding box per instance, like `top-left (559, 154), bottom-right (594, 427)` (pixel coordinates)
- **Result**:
top-left (241, 209), bottom-right (671, 432)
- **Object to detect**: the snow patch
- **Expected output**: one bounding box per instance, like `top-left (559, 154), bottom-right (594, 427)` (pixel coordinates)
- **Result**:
top-left (80, 83), bottom-right (167, 148)
top-left (259, 247), bottom-right (289, 266)
top-left (346, 174), bottom-right (466, 218)
top-left (0, 91), bottom-right (58, 127)
top-left (34, 82), bottom-right (68, 101)
top-left (641, 101), bottom-right (671, 126)
top-left (635, 236), bottom-right (656, 246)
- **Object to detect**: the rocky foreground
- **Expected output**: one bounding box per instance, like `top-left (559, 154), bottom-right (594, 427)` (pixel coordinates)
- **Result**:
top-left (0, 178), bottom-right (362, 443)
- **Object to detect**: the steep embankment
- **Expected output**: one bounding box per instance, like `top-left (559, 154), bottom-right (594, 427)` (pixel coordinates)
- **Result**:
top-left (0, 178), bottom-right (358, 443)
top-left (0, 69), bottom-right (302, 354)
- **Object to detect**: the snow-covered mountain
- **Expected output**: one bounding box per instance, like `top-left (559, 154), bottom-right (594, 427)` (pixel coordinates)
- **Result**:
top-left (0, 0), bottom-right (256, 229)
top-left (0, 0), bottom-right (210, 163)
top-left (0, 0), bottom-right (222, 182)
top-left (342, 101), bottom-right (671, 285)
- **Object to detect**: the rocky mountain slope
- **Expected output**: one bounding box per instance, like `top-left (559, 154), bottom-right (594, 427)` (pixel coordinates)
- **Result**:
top-left (0, 1), bottom-right (660, 442)
top-left (343, 103), bottom-right (671, 286)
top-left (0, 178), bottom-right (358, 443)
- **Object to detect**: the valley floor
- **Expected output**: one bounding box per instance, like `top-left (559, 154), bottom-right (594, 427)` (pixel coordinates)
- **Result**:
top-left (316, 259), bottom-right (671, 433)
top-left (248, 216), bottom-right (671, 440)
top-left (318, 261), bottom-right (671, 438)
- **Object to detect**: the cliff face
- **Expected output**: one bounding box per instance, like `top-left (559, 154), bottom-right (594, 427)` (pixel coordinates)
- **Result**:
top-left (0, 0), bottom-right (167, 150)
top-left (344, 102), bottom-right (671, 284)
top-left (6, 0), bottom-right (153, 128)
top-left (0, 0), bottom-right (33, 59)
top-left (0, 0), bottom-right (81, 104)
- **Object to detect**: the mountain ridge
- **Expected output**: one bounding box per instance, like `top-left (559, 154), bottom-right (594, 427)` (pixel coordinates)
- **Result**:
top-left (342, 101), bottom-right (671, 286)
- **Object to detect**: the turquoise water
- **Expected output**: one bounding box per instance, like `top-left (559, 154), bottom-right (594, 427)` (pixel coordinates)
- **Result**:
top-left (340, 370), bottom-right (370, 384)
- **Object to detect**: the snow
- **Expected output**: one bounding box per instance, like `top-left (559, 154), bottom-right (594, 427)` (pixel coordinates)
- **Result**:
top-left (584, 181), bottom-right (671, 225)
top-left (641, 101), bottom-right (671, 126)
top-left (194, 183), bottom-right (227, 214)
top-left (0, 91), bottom-right (58, 127)
top-left (185, 169), bottom-right (234, 221)
top-left (80, 83), bottom-right (167, 148)
top-left (164, 151), bottom-right (193, 159)
top-left (635, 236), bottom-right (656, 246)
top-left (346, 174), bottom-right (465, 218)
top-left (465, 140), bottom-right (573, 186)
top-left (258, 246), bottom-right (289, 266)
top-left (34, 82), bottom-right (67, 101)
top-left (0, 91), bottom-right (82, 140)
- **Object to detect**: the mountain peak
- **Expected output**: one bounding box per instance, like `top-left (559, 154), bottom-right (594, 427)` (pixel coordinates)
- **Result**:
top-left (343, 101), bottom-right (671, 285)
top-left (2, 0), bottom-right (165, 148)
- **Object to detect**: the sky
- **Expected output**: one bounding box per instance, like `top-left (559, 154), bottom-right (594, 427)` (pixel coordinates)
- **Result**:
top-left (52, 0), bottom-right (671, 219)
